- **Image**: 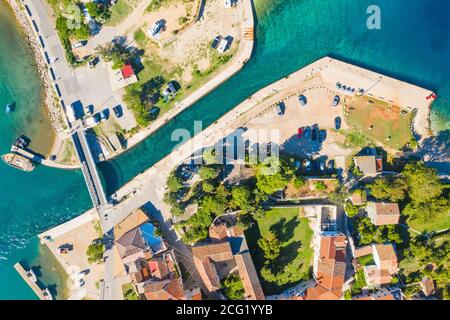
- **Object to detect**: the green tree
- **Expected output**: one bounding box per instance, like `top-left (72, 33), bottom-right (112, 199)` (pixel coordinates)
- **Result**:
top-left (257, 238), bottom-right (282, 261)
top-left (403, 198), bottom-right (450, 225)
top-left (231, 186), bottom-right (253, 212)
top-left (402, 162), bottom-right (444, 203)
top-left (345, 202), bottom-right (360, 218)
top-left (86, 242), bottom-right (104, 264)
top-left (199, 166), bottom-right (219, 180)
top-left (203, 147), bottom-right (218, 164)
top-left (167, 174), bottom-right (183, 192)
top-left (315, 181), bottom-right (327, 191)
top-left (202, 181), bottom-right (216, 193)
top-left (255, 157), bottom-right (294, 195)
top-left (293, 176), bottom-right (305, 189)
top-left (222, 274), bottom-right (245, 300)
top-left (369, 176), bottom-right (407, 202)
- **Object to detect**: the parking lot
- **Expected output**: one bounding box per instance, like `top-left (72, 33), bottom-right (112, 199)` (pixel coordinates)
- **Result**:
top-left (242, 85), bottom-right (353, 172)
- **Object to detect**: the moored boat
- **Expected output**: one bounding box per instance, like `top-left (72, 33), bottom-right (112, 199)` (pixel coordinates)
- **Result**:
top-left (1, 153), bottom-right (35, 172)
top-left (5, 104), bottom-right (12, 114)
top-left (42, 288), bottom-right (53, 300)
top-left (26, 269), bottom-right (37, 283)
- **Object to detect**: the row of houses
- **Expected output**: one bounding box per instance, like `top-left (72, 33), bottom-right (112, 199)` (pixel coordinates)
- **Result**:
top-left (114, 208), bottom-right (201, 300)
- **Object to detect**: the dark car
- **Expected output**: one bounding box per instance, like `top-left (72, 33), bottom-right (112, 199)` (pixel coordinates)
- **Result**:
top-left (303, 159), bottom-right (312, 172)
top-left (88, 56), bottom-right (100, 68)
top-left (319, 161), bottom-right (326, 172)
top-left (312, 127), bottom-right (319, 141)
top-left (211, 36), bottom-right (222, 49)
top-left (298, 95), bottom-right (307, 106)
top-left (303, 126), bottom-right (311, 139)
top-left (319, 130), bottom-right (327, 143)
top-left (327, 160), bottom-right (335, 172)
top-left (332, 95), bottom-right (340, 107)
top-left (113, 105), bottom-right (123, 118)
top-left (335, 116), bottom-right (342, 130)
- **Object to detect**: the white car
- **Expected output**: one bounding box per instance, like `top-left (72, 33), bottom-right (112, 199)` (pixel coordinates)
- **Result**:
top-left (148, 20), bottom-right (163, 37)
top-left (217, 38), bottom-right (229, 54)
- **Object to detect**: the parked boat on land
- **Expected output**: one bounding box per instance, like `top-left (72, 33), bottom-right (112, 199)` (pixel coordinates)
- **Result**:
top-left (1, 153), bottom-right (35, 172)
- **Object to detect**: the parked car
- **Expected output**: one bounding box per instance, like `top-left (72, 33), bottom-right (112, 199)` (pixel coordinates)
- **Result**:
top-left (211, 36), bottom-right (222, 49)
top-left (303, 159), bottom-right (312, 172)
top-left (327, 160), bottom-right (335, 172)
top-left (274, 102), bottom-right (285, 116)
top-left (332, 95), bottom-right (340, 107)
top-left (303, 126), bottom-right (311, 139)
top-left (312, 127), bottom-right (319, 141)
top-left (298, 95), bottom-right (307, 106)
top-left (335, 116), bottom-right (342, 130)
top-left (148, 20), bottom-right (163, 37)
top-left (319, 161), bottom-right (326, 172)
top-left (319, 130), bottom-right (327, 143)
top-left (113, 105), bottom-right (123, 118)
top-left (297, 127), bottom-right (304, 138)
top-left (99, 111), bottom-right (107, 122)
top-left (88, 56), bottom-right (100, 68)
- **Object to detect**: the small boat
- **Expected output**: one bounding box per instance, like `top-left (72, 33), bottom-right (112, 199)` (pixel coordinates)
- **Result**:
top-left (14, 136), bottom-right (28, 148)
top-left (2, 153), bottom-right (35, 172)
top-left (42, 288), bottom-right (53, 300)
top-left (26, 269), bottom-right (37, 283)
top-left (5, 104), bottom-right (12, 114)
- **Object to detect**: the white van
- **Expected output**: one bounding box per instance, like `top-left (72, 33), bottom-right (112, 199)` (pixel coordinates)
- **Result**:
top-left (217, 38), bottom-right (229, 54)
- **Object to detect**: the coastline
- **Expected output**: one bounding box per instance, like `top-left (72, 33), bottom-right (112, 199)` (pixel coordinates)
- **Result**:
top-left (6, 0), bottom-right (64, 156)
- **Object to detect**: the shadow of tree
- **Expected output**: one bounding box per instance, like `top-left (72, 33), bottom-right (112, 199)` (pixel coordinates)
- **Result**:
top-left (269, 216), bottom-right (300, 243)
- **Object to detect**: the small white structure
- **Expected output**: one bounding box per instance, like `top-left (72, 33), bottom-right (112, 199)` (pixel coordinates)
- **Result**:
top-left (85, 116), bottom-right (99, 127)
top-left (217, 38), bottom-right (229, 54)
top-left (224, 0), bottom-right (232, 8)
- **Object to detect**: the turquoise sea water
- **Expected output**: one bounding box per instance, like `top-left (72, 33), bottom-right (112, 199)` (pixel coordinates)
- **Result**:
top-left (0, 0), bottom-right (449, 299)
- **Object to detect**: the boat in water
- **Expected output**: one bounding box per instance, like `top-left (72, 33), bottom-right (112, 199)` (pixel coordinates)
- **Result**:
top-left (5, 103), bottom-right (12, 114)
top-left (26, 269), bottom-right (37, 283)
top-left (42, 288), bottom-right (53, 300)
top-left (14, 136), bottom-right (29, 148)
top-left (1, 153), bottom-right (35, 172)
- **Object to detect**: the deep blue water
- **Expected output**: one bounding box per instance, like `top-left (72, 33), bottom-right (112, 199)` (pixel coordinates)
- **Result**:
top-left (1, 0), bottom-right (449, 299)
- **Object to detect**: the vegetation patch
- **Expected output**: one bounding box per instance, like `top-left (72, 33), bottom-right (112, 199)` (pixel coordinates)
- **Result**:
top-left (245, 208), bottom-right (314, 295)
top-left (221, 274), bottom-right (245, 300)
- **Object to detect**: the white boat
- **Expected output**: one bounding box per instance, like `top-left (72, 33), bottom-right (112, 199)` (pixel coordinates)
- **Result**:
top-left (42, 288), bottom-right (53, 300)
top-left (26, 269), bottom-right (37, 283)
top-left (5, 104), bottom-right (12, 114)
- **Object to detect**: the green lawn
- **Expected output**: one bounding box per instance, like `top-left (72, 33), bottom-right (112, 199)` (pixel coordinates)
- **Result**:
top-left (408, 210), bottom-right (450, 233)
top-left (122, 283), bottom-right (139, 300)
top-left (346, 96), bottom-right (415, 151)
top-left (106, 0), bottom-right (133, 26)
top-left (245, 208), bottom-right (314, 295)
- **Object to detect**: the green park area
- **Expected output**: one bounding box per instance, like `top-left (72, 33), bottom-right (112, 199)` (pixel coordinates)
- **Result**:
top-left (245, 208), bottom-right (314, 295)
top-left (346, 96), bottom-right (416, 151)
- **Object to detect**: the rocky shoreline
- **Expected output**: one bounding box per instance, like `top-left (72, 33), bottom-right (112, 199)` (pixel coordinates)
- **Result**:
top-left (6, 0), bottom-right (66, 140)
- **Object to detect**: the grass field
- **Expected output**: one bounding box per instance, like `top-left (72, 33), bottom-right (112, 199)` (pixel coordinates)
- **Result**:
top-left (245, 208), bottom-right (314, 295)
top-left (346, 96), bottom-right (415, 151)
top-left (408, 210), bottom-right (450, 233)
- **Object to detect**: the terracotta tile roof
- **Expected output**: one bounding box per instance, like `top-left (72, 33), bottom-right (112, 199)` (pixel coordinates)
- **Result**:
top-left (364, 266), bottom-right (393, 285)
top-left (368, 202), bottom-right (400, 225)
top-left (373, 243), bottom-right (398, 271)
top-left (354, 245), bottom-right (373, 258)
top-left (148, 257), bottom-right (170, 280)
top-left (303, 284), bottom-right (341, 300)
top-left (115, 208), bottom-right (149, 240)
top-left (319, 234), bottom-right (347, 260)
top-left (209, 224), bottom-right (228, 242)
top-left (192, 242), bottom-right (234, 291)
top-left (184, 287), bottom-right (203, 300)
top-left (235, 252), bottom-right (265, 300)
top-left (143, 277), bottom-right (185, 300)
